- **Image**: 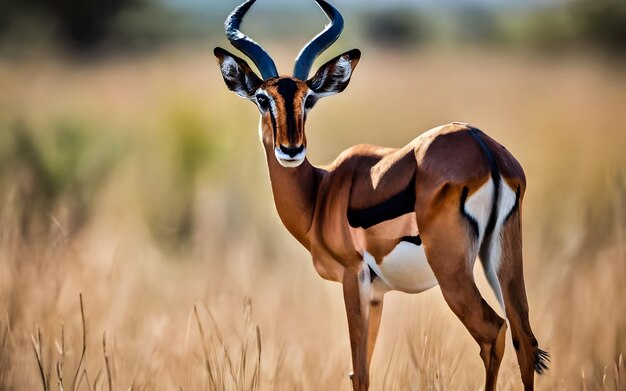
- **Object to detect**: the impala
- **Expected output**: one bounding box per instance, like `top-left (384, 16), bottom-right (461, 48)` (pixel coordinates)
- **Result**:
top-left (213, 0), bottom-right (548, 389)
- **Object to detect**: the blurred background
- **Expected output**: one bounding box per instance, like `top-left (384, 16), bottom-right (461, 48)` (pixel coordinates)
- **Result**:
top-left (0, 0), bottom-right (624, 389)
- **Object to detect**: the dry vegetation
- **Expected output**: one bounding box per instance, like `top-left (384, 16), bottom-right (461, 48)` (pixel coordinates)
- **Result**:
top-left (0, 45), bottom-right (625, 390)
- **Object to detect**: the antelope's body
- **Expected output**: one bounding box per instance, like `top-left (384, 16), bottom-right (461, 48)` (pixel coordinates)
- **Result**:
top-left (214, 1), bottom-right (548, 390)
top-left (279, 122), bottom-right (523, 287)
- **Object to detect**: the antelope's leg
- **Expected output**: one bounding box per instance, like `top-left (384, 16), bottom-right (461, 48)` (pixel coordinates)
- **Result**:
top-left (366, 297), bottom-right (383, 371)
top-left (498, 212), bottom-right (546, 391)
top-left (343, 264), bottom-right (371, 391)
top-left (366, 276), bottom-right (388, 371)
top-left (418, 211), bottom-right (506, 391)
top-left (431, 256), bottom-right (506, 391)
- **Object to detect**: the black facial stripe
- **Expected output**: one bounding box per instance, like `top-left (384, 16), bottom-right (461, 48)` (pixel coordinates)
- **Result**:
top-left (347, 175), bottom-right (416, 229)
top-left (277, 78), bottom-right (298, 145)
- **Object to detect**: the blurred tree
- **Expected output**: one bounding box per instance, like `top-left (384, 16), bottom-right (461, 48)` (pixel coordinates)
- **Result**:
top-left (0, 0), bottom-right (143, 51)
top-left (41, 0), bottom-right (139, 50)
top-left (454, 6), bottom-right (503, 45)
top-left (362, 9), bottom-right (430, 49)
top-left (519, 0), bottom-right (626, 56)
top-left (569, 0), bottom-right (626, 54)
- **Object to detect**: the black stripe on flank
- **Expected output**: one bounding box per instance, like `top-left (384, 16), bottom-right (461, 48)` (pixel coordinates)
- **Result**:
top-left (276, 78), bottom-right (298, 144)
top-left (401, 235), bottom-right (422, 246)
top-left (348, 175), bottom-right (416, 229)
top-left (460, 186), bottom-right (479, 238)
top-left (504, 184), bottom-right (521, 223)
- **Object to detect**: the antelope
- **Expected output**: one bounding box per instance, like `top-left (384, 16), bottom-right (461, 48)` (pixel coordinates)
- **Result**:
top-left (213, 0), bottom-right (548, 389)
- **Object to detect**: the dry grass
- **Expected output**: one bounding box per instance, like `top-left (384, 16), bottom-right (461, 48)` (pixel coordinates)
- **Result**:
top-left (0, 45), bottom-right (625, 390)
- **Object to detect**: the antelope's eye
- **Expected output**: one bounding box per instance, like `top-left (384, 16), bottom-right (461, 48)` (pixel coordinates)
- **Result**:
top-left (304, 95), bottom-right (317, 110)
top-left (256, 95), bottom-right (270, 110)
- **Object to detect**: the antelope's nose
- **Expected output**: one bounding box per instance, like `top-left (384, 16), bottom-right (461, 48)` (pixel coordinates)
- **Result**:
top-left (279, 144), bottom-right (305, 158)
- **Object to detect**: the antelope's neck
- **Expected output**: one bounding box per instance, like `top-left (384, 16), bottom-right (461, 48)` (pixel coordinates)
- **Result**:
top-left (263, 143), bottom-right (321, 250)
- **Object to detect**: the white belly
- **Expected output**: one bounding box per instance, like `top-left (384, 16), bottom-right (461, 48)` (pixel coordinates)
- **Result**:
top-left (364, 241), bottom-right (438, 293)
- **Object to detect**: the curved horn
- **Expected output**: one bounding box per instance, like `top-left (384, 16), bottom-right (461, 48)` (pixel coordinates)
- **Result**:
top-left (293, 0), bottom-right (344, 80)
top-left (226, 0), bottom-right (278, 80)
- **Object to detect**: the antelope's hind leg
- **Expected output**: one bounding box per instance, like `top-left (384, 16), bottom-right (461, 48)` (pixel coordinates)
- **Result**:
top-left (497, 210), bottom-right (548, 390)
top-left (418, 208), bottom-right (506, 391)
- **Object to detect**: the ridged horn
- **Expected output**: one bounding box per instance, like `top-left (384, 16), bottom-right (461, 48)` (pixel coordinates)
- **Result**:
top-left (293, 0), bottom-right (344, 80)
top-left (226, 0), bottom-right (279, 80)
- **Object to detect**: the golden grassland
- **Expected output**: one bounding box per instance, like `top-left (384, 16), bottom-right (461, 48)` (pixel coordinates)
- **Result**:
top-left (0, 45), bottom-right (625, 390)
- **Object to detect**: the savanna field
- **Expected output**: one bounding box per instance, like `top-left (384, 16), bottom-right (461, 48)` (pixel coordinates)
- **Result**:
top-left (0, 45), bottom-right (625, 390)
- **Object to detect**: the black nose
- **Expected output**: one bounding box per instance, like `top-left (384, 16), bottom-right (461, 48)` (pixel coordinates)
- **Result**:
top-left (279, 144), bottom-right (304, 158)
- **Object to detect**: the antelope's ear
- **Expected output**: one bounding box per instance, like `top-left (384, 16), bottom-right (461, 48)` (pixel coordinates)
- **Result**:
top-left (214, 47), bottom-right (263, 99)
top-left (307, 49), bottom-right (360, 97)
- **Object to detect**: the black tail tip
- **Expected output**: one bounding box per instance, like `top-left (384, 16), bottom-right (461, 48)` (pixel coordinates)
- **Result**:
top-left (534, 348), bottom-right (550, 375)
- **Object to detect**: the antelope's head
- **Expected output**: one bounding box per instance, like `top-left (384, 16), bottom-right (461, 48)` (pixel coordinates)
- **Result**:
top-left (214, 0), bottom-right (360, 168)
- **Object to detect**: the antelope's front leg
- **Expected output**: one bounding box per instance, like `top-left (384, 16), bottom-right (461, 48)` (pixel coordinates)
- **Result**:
top-left (343, 263), bottom-right (371, 391)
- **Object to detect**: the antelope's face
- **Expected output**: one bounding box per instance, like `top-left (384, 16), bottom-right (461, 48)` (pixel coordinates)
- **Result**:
top-left (215, 49), bottom-right (360, 168)
top-left (256, 77), bottom-right (312, 167)
top-left (213, 0), bottom-right (360, 168)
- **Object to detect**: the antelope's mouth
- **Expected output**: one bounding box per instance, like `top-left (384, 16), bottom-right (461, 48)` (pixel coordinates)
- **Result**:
top-left (274, 145), bottom-right (306, 168)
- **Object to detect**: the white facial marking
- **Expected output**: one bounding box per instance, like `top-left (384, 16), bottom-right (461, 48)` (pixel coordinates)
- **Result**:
top-left (303, 90), bottom-right (315, 115)
top-left (256, 89), bottom-right (273, 143)
top-left (256, 88), bottom-right (278, 118)
top-left (255, 89), bottom-right (271, 108)
top-left (274, 147), bottom-right (306, 168)
top-left (269, 96), bottom-right (278, 118)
